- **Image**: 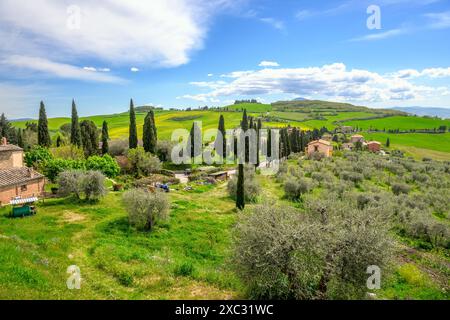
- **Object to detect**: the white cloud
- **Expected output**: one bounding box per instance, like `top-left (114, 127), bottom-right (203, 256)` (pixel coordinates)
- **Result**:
top-left (349, 28), bottom-right (408, 42)
top-left (259, 61), bottom-right (280, 67)
top-left (83, 67), bottom-right (110, 72)
top-left (259, 17), bottom-right (285, 30)
top-left (207, 73), bottom-right (214, 77)
top-left (391, 67), bottom-right (450, 79)
top-left (0, 0), bottom-right (237, 67)
top-left (130, 67), bottom-right (140, 73)
top-left (181, 62), bottom-right (450, 104)
top-left (2, 55), bottom-right (125, 83)
top-left (425, 11), bottom-right (450, 29)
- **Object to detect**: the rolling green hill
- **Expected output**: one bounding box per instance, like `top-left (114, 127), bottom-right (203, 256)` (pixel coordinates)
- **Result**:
top-left (11, 100), bottom-right (450, 160)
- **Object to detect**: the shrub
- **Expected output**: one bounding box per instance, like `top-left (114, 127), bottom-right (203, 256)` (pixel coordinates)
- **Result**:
top-left (127, 147), bottom-right (162, 177)
top-left (108, 139), bottom-right (129, 156)
top-left (42, 158), bottom-right (86, 183)
top-left (174, 262), bottom-right (195, 277)
top-left (232, 201), bottom-right (393, 299)
top-left (392, 183), bottom-right (411, 195)
top-left (57, 170), bottom-right (107, 201)
top-left (340, 171), bottom-right (363, 185)
top-left (24, 146), bottom-right (53, 168)
top-left (227, 166), bottom-right (261, 202)
top-left (50, 145), bottom-right (84, 160)
top-left (82, 171), bottom-right (107, 201)
top-left (122, 188), bottom-right (169, 231)
top-left (86, 154), bottom-right (120, 178)
top-left (57, 170), bottom-right (84, 199)
top-left (284, 178), bottom-right (313, 200)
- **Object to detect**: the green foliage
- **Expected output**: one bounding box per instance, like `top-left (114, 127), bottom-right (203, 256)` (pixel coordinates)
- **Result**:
top-left (127, 146), bottom-right (162, 177)
top-left (70, 100), bottom-right (82, 147)
top-left (42, 158), bottom-right (86, 183)
top-left (122, 188), bottom-right (169, 231)
top-left (143, 111), bottom-right (157, 153)
top-left (38, 101), bottom-right (51, 147)
top-left (24, 146), bottom-right (53, 168)
top-left (86, 154), bottom-right (120, 178)
top-left (228, 164), bottom-right (260, 204)
top-left (101, 121), bottom-right (109, 155)
top-left (57, 170), bottom-right (107, 201)
top-left (80, 120), bottom-right (99, 157)
top-left (233, 200), bottom-right (394, 299)
top-left (129, 99), bottom-right (138, 149)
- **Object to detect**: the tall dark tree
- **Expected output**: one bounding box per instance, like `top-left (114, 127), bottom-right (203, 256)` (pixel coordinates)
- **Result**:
top-left (241, 109), bottom-right (249, 163)
top-left (143, 112), bottom-right (157, 153)
top-left (17, 128), bottom-right (24, 148)
top-left (149, 109), bottom-right (157, 140)
top-left (70, 99), bottom-right (82, 147)
top-left (267, 128), bottom-right (272, 159)
top-left (129, 99), bottom-right (138, 149)
top-left (215, 115), bottom-right (226, 159)
top-left (101, 121), bottom-right (109, 155)
top-left (188, 122), bottom-right (202, 160)
top-left (0, 113), bottom-right (17, 143)
top-left (80, 120), bottom-right (99, 157)
top-left (256, 118), bottom-right (262, 167)
top-left (38, 101), bottom-right (51, 147)
top-left (236, 164), bottom-right (245, 210)
top-left (386, 137), bottom-right (390, 148)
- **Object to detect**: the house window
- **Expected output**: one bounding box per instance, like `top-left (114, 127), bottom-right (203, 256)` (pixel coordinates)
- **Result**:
top-left (21, 185), bottom-right (27, 192)
top-left (314, 146), bottom-right (319, 152)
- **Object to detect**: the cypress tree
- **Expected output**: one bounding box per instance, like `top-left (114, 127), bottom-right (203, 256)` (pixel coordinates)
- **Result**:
top-left (129, 99), bottom-right (138, 149)
top-left (101, 121), bottom-right (109, 155)
top-left (386, 137), bottom-right (390, 148)
top-left (188, 122), bottom-right (202, 160)
top-left (17, 128), bottom-right (24, 148)
top-left (149, 109), bottom-right (157, 140)
top-left (267, 129), bottom-right (272, 159)
top-left (38, 101), bottom-right (51, 147)
top-left (241, 110), bottom-right (249, 163)
top-left (216, 115), bottom-right (226, 159)
top-left (236, 163), bottom-right (245, 210)
top-left (80, 120), bottom-right (99, 157)
top-left (143, 112), bottom-right (157, 153)
top-left (71, 99), bottom-right (82, 146)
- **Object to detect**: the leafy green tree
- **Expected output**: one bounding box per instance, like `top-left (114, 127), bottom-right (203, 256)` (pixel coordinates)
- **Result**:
top-left (42, 158), bottom-right (86, 182)
top-left (38, 101), bottom-right (51, 147)
top-left (101, 121), bottom-right (109, 155)
top-left (129, 99), bottom-right (138, 149)
top-left (0, 113), bottom-right (18, 144)
top-left (143, 112), bottom-right (157, 153)
top-left (71, 99), bottom-right (82, 147)
top-left (127, 146), bottom-right (162, 177)
top-left (80, 120), bottom-right (99, 157)
top-left (24, 145), bottom-right (53, 168)
top-left (236, 164), bottom-right (245, 210)
top-left (86, 154), bottom-right (120, 178)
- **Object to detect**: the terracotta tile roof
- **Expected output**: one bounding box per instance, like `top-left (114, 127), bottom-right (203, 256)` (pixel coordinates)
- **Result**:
top-left (0, 167), bottom-right (44, 188)
top-left (367, 141), bottom-right (381, 145)
top-left (0, 144), bottom-right (23, 152)
top-left (308, 139), bottom-right (331, 146)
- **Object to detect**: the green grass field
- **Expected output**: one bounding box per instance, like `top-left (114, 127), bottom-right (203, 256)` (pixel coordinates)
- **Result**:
top-left (365, 132), bottom-right (450, 160)
top-left (11, 102), bottom-right (450, 160)
top-left (344, 116), bottom-right (450, 131)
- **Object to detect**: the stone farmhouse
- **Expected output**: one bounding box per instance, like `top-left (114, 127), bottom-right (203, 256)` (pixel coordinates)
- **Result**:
top-left (0, 138), bottom-right (45, 206)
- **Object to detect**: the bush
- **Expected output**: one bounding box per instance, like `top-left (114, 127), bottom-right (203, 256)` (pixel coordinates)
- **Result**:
top-left (174, 262), bottom-right (195, 277)
top-left (127, 147), bottom-right (162, 177)
top-left (232, 201), bottom-right (393, 299)
top-left (57, 170), bottom-right (84, 199)
top-left (57, 170), bottom-right (107, 201)
top-left (109, 139), bottom-right (129, 156)
top-left (50, 145), bottom-right (84, 160)
top-left (284, 178), bottom-right (313, 200)
top-left (392, 183), bottom-right (411, 195)
top-left (42, 158), bottom-right (86, 183)
top-left (227, 166), bottom-right (261, 202)
top-left (86, 154), bottom-right (120, 178)
top-left (340, 171), bottom-right (364, 185)
top-left (122, 188), bottom-right (169, 231)
top-left (24, 146), bottom-right (53, 168)
top-left (82, 171), bottom-right (107, 201)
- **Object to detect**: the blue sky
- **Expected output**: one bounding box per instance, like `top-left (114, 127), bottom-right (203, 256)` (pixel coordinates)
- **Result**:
top-left (0, 0), bottom-right (449, 118)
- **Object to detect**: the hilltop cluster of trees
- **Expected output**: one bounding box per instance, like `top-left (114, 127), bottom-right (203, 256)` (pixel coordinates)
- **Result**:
top-left (234, 99), bottom-right (260, 105)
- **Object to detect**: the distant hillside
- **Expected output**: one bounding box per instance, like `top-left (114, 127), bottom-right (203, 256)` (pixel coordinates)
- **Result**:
top-left (391, 107), bottom-right (450, 119)
top-left (272, 100), bottom-right (406, 115)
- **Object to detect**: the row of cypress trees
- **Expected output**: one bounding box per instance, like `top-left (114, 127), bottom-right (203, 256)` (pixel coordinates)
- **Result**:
top-left (128, 99), bottom-right (158, 153)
